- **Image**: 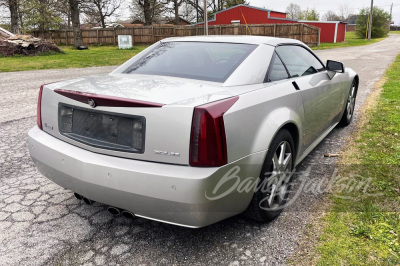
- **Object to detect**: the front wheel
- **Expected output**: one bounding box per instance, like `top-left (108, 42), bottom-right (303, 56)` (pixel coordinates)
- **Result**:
top-left (338, 79), bottom-right (357, 127)
top-left (244, 129), bottom-right (295, 222)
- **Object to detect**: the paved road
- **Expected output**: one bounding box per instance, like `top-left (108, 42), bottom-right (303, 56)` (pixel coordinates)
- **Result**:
top-left (1, 35), bottom-right (400, 265)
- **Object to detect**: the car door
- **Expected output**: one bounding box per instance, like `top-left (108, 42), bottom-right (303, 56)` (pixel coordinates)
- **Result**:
top-left (275, 45), bottom-right (344, 149)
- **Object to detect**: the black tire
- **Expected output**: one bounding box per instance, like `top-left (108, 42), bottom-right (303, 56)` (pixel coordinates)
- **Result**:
top-left (244, 129), bottom-right (295, 222)
top-left (338, 79), bottom-right (357, 127)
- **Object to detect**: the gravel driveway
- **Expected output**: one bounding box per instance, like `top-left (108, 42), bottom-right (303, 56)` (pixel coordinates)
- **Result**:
top-left (1, 35), bottom-right (400, 265)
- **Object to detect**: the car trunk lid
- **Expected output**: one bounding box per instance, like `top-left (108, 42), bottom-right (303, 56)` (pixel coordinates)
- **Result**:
top-left (39, 74), bottom-right (236, 165)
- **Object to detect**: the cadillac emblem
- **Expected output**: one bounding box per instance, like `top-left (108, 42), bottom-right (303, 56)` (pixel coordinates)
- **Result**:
top-left (88, 99), bottom-right (96, 108)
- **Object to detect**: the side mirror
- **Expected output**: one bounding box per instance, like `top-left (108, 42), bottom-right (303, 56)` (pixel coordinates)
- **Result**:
top-left (326, 60), bottom-right (344, 79)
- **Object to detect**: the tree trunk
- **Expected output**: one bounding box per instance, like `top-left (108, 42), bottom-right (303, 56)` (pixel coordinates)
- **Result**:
top-left (8, 0), bottom-right (20, 34)
top-left (143, 0), bottom-right (152, 26)
top-left (67, 12), bottom-right (71, 28)
top-left (174, 0), bottom-right (179, 25)
top-left (100, 13), bottom-right (106, 28)
top-left (174, 0), bottom-right (180, 25)
top-left (68, 0), bottom-right (83, 47)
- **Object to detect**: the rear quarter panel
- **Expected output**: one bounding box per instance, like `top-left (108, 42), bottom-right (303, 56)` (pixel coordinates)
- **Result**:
top-left (224, 80), bottom-right (305, 164)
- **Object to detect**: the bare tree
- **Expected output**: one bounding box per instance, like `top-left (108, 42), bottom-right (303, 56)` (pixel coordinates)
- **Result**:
top-left (171, 0), bottom-right (183, 25)
top-left (54, 0), bottom-right (72, 28)
top-left (285, 3), bottom-right (301, 20)
top-left (85, 0), bottom-right (121, 28)
top-left (131, 0), bottom-right (165, 25)
top-left (179, 0), bottom-right (196, 23)
top-left (322, 10), bottom-right (341, 21)
top-left (224, 0), bottom-right (248, 9)
top-left (184, 0), bottom-right (203, 22)
top-left (338, 4), bottom-right (353, 21)
top-left (68, 0), bottom-right (83, 47)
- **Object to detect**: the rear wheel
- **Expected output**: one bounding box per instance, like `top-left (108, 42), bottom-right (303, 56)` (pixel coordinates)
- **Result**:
top-left (338, 79), bottom-right (357, 127)
top-left (244, 129), bottom-right (295, 222)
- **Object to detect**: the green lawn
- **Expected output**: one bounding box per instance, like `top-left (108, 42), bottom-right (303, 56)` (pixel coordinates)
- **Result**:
top-left (315, 54), bottom-right (400, 265)
top-left (0, 45), bottom-right (148, 72)
top-left (312, 32), bottom-right (387, 50)
top-left (390, 31), bottom-right (400, 34)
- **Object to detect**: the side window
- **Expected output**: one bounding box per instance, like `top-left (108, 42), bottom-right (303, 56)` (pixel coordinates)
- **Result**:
top-left (267, 52), bottom-right (289, 82)
top-left (276, 45), bottom-right (324, 77)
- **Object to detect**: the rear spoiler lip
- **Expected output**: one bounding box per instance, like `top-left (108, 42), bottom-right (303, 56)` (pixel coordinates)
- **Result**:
top-left (54, 89), bottom-right (165, 108)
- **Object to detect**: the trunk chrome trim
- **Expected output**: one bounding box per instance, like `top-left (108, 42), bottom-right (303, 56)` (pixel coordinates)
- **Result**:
top-left (54, 89), bottom-right (165, 108)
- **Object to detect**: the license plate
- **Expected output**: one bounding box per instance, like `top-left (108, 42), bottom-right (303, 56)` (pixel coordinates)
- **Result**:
top-left (58, 104), bottom-right (145, 153)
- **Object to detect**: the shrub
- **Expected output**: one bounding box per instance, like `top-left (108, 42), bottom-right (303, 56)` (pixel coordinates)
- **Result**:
top-left (356, 7), bottom-right (391, 38)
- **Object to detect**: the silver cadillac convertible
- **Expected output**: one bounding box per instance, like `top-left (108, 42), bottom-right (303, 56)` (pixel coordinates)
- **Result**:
top-left (28, 36), bottom-right (358, 228)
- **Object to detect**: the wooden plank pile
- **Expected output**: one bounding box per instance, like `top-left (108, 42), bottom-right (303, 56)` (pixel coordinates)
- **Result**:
top-left (0, 27), bottom-right (63, 57)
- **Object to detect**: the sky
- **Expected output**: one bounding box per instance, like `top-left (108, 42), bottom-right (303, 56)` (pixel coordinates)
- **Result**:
top-left (249, 0), bottom-right (400, 25)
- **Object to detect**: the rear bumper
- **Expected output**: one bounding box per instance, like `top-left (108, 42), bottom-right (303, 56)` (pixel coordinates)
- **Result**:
top-left (28, 126), bottom-right (266, 228)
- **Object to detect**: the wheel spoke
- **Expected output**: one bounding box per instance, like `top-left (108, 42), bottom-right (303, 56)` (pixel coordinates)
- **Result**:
top-left (272, 154), bottom-right (279, 170)
top-left (278, 142), bottom-right (286, 164)
top-left (283, 153), bottom-right (292, 169)
top-left (268, 184), bottom-right (277, 206)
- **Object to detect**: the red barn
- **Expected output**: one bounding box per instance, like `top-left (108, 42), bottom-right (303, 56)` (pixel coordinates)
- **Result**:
top-left (197, 5), bottom-right (346, 43)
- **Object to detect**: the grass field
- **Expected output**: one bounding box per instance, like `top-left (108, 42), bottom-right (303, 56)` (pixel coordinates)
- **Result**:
top-left (315, 54), bottom-right (400, 265)
top-left (0, 45), bottom-right (148, 72)
top-left (313, 32), bottom-right (387, 50)
top-left (390, 31), bottom-right (400, 34)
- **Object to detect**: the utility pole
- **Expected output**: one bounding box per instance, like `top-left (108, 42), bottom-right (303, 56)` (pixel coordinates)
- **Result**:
top-left (204, 0), bottom-right (208, 35)
top-left (368, 0), bottom-right (373, 40)
top-left (390, 2), bottom-right (393, 18)
top-left (390, 2), bottom-right (393, 21)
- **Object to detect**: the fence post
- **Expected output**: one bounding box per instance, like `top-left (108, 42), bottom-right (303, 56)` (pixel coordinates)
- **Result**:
top-left (131, 28), bottom-right (134, 46)
top-left (65, 30), bottom-right (68, 45)
top-left (301, 24), bottom-right (303, 42)
top-left (114, 29), bottom-right (116, 45)
top-left (96, 29), bottom-right (99, 44)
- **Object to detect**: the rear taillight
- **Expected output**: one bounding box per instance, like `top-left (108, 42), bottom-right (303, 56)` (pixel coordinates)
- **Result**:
top-left (37, 85), bottom-right (44, 130)
top-left (190, 97), bottom-right (239, 167)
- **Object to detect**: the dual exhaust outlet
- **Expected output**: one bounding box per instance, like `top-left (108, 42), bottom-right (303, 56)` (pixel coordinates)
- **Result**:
top-left (74, 192), bottom-right (135, 219)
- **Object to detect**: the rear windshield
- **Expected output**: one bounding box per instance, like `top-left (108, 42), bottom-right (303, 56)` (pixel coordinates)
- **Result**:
top-left (123, 42), bottom-right (257, 82)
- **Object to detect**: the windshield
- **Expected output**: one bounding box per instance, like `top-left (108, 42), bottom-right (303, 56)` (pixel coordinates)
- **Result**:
top-left (123, 42), bottom-right (257, 83)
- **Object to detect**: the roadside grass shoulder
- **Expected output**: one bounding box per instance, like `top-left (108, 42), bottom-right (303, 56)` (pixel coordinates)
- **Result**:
top-left (390, 31), bottom-right (400, 34)
top-left (315, 54), bottom-right (400, 265)
top-left (0, 45), bottom-right (148, 72)
top-left (312, 32), bottom-right (386, 50)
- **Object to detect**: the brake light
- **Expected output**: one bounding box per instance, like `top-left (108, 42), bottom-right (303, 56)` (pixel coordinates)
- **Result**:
top-left (190, 97), bottom-right (239, 167)
top-left (37, 85), bottom-right (44, 130)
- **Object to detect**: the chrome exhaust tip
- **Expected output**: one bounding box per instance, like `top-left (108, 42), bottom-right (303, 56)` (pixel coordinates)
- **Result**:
top-left (121, 211), bottom-right (135, 219)
top-left (82, 197), bottom-right (95, 205)
top-left (74, 192), bottom-right (82, 200)
top-left (107, 206), bottom-right (122, 215)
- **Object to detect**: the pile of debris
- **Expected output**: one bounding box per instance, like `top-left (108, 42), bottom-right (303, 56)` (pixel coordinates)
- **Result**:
top-left (0, 27), bottom-right (63, 57)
